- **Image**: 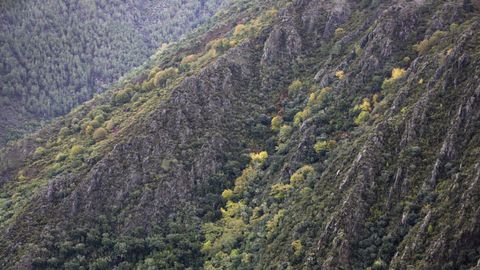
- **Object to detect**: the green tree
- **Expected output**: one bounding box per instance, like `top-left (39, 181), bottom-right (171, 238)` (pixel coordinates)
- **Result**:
top-left (93, 128), bottom-right (108, 142)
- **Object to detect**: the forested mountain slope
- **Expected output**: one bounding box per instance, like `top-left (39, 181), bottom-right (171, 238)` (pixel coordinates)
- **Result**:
top-left (0, 0), bottom-right (228, 145)
top-left (1, 0), bottom-right (480, 269)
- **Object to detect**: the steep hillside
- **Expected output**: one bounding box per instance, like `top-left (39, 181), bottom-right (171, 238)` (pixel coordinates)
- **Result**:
top-left (1, 0), bottom-right (480, 269)
top-left (0, 0), bottom-right (228, 145)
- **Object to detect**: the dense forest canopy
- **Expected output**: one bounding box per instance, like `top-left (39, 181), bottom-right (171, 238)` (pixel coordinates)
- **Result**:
top-left (0, 0), bottom-right (228, 144)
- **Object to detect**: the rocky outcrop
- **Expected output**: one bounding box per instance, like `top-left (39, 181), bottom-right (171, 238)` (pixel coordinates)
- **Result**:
top-left (261, 11), bottom-right (302, 65)
top-left (1, 40), bottom-right (272, 268)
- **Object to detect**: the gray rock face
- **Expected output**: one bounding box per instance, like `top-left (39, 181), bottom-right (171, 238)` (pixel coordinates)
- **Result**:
top-left (261, 20), bottom-right (302, 65)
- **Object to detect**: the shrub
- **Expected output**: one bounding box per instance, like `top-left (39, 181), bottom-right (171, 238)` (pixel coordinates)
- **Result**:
top-left (267, 209), bottom-right (285, 233)
top-left (334, 27), bottom-right (346, 39)
top-left (69, 145), bottom-right (84, 158)
top-left (222, 189), bottom-right (234, 200)
top-left (335, 70), bottom-right (346, 80)
top-left (290, 165), bottom-right (315, 185)
top-left (271, 116), bottom-right (283, 131)
top-left (355, 44), bottom-right (363, 55)
top-left (355, 111), bottom-right (370, 125)
top-left (148, 67), bottom-right (161, 80)
top-left (234, 167), bottom-right (257, 195)
top-left (34, 146), bottom-right (46, 158)
top-left (197, 49), bottom-right (217, 66)
top-left (354, 98), bottom-right (372, 112)
top-left (161, 159), bottom-right (177, 172)
top-left (84, 124), bottom-right (94, 135)
top-left (233, 24), bottom-right (248, 37)
top-left (153, 67), bottom-right (179, 87)
top-left (93, 128), bottom-right (108, 142)
top-left (314, 140), bottom-right (337, 154)
top-left (250, 151), bottom-right (268, 165)
top-left (181, 54), bottom-right (198, 64)
top-left (288, 80), bottom-right (303, 94)
top-left (382, 68), bottom-right (406, 90)
top-left (55, 152), bottom-right (68, 162)
top-left (18, 171), bottom-right (27, 181)
top-left (59, 127), bottom-right (70, 137)
top-left (113, 90), bottom-right (130, 105)
top-left (207, 38), bottom-right (230, 52)
top-left (372, 259), bottom-right (387, 270)
top-left (93, 114), bottom-right (105, 124)
top-left (140, 79), bottom-right (155, 92)
top-left (308, 87), bottom-right (332, 107)
top-left (278, 125), bottom-right (293, 142)
top-left (276, 143), bottom-right (288, 154)
top-left (270, 183), bottom-right (293, 200)
top-left (294, 107), bottom-right (311, 126)
top-left (391, 68), bottom-right (407, 81)
top-left (291, 240), bottom-right (303, 257)
top-left (413, 30), bottom-right (448, 55)
top-left (105, 120), bottom-right (115, 131)
top-left (90, 119), bottom-right (101, 129)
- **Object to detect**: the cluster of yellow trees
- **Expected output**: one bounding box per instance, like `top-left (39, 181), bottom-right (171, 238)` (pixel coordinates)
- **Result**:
top-left (202, 149), bottom-right (315, 268)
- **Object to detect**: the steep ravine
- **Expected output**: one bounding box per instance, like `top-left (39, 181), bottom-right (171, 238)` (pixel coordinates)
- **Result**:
top-left (0, 0), bottom-right (480, 269)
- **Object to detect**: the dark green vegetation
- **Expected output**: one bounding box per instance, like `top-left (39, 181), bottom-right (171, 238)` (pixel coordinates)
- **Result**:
top-left (1, 0), bottom-right (480, 269)
top-left (0, 0), bottom-right (229, 145)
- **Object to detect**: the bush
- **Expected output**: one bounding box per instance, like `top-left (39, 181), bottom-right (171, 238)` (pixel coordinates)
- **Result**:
top-left (55, 152), bottom-right (68, 162)
top-left (250, 151), bottom-right (268, 165)
top-left (34, 146), bottom-right (46, 158)
top-left (270, 183), bottom-right (293, 200)
top-left (308, 87), bottom-right (332, 107)
top-left (335, 70), bottom-right (346, 80)
top-left (233, 24), bottom-right (248, 38)
top-left (222, 189), bottom-right (234, 200)
top-left (207, 38), bottom-right (230, 53)
top-left (290, 165), bottom-right (315, 185)
top-left (266, 209), bottom-right (285, 233)
top-left (59, 127), bottom-right (70, 137)
top-left (90, 119), bottom-right (101, 129)
top-left (153, 67), bottom-right (179, 87)
top-left (294, 107), bottom-right (311, 126)
top-left (181, 54), bottom-right (198, 64)
top-left (234, 167), bottom-right (258, 195)
top-left (161, 159), bottom-right (176, 171)
top-left (291, 240), bottom-right (303, 257)
top-left (271, 116), bottom-right (283, 131)
top-left (93, 127), bottom-right (108, 142)
top-left (105, 120), bottom-right (115, 131)
top-left (354, 98), bottom-right (372, 112)
top-left (413, 30), bottom-right (448, 55)
top-left (69, 145), bottom-right (84, 158)
top-left (372, 258), bottom-right (387, 270)
top-left (93, 114), bottom-right (105, 124)
top-left (197, 49), bottom-right (217, 66)
top-left (288, 80), bottom-right (303, 94)
top-left (334, 27), bottom-right (346, 39)
top-left (314, 140), bottom-right (337, 154)
top-left (390, 68), bottom-right (407, 81)
top-left (355, 111), bottom-right (370, 125)
top-left (113, 90), bottom-right (131, 105)
top-left (84, 124), bottom-right (94, 135)
top-left (382, 68), bottom-right (406, 90)
top-left (278, 125), bottom-right (293, 142)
